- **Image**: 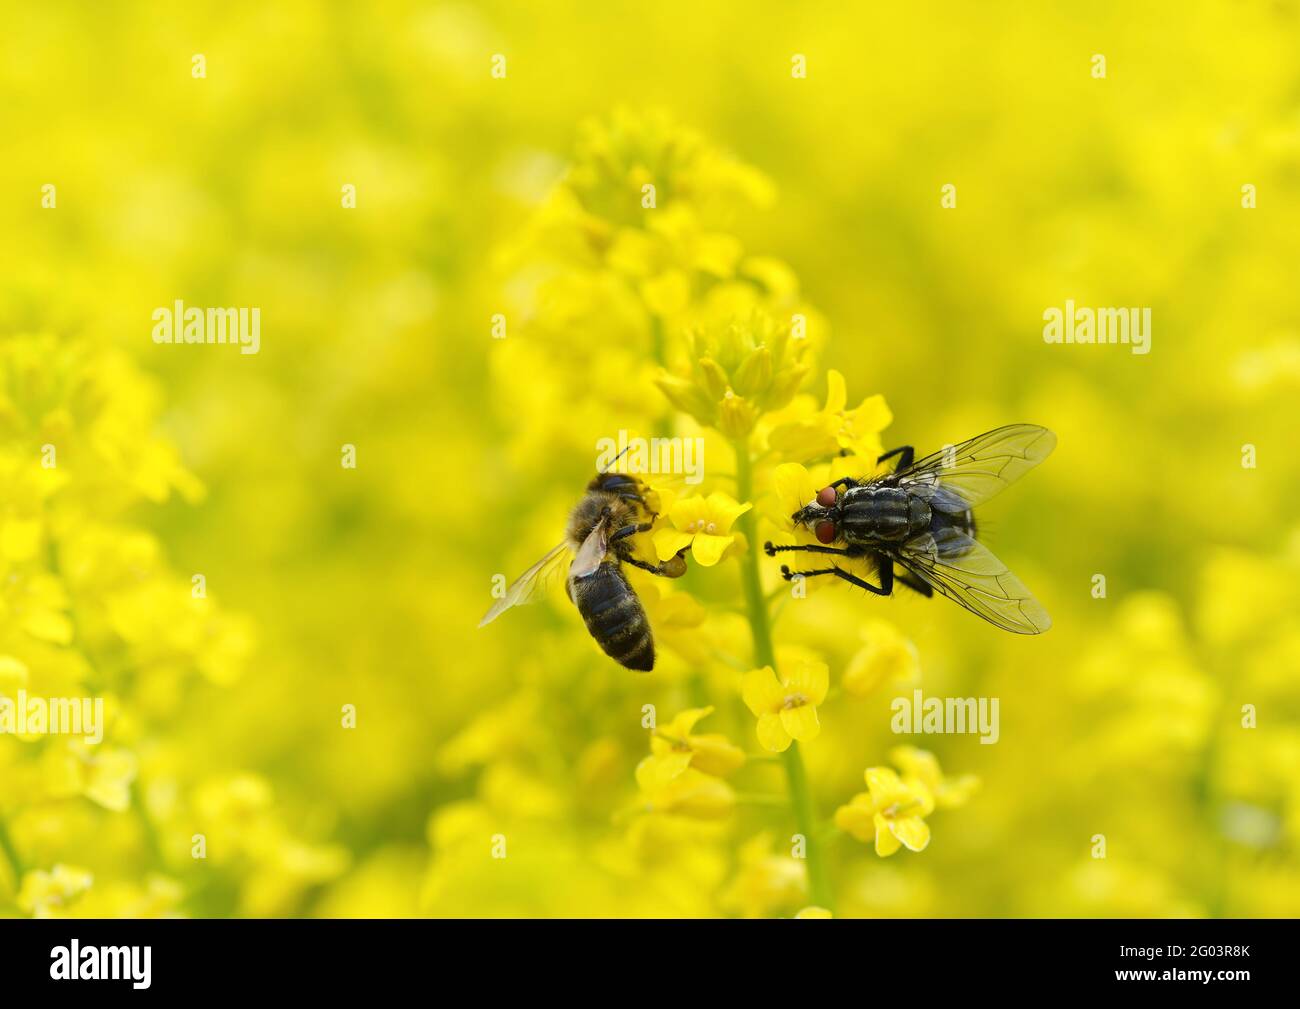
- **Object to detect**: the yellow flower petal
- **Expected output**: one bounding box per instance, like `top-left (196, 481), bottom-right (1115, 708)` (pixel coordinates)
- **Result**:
top-left (873, 814), bottom-right (902, 856)
top-left (773, 463), bottom-right (817, 512)
top-left (667, 706), bottom-right (714, 737)
top-left (651, 768), bottom-right (736, 819)
top-left (689, 734), bottom-right (746, 777)
top-left (845, 393), bottom-right (893, 437)
top-left (742, 666), bottom-right (784, 716)
top-left (704, 492), bottom-right (752, 533)
top-left (824, 369), bottom-right (848, 413)
top-left (667, 496), bottom-right (710, 529)
top-left (654, 528), bottom-right (694, 561)
top-left (24, 610), bottom-right (73, 645)
top-left (890, 746), bottom-right (940, 789)
top-left (889, 815), bottom-right (931, 853)
top-left (768, 416), bottom-right (840, 464)
top-left (635, 751), bottom-right (693, 793)
top-left (780, 703), bottom-right (820, 742)
top-left (755, 712), bottom-right (792, 752)
top-left (83, 748), bottom-right (138, 813)
top-left (784, 660), bottom-right (829, 705)
top-left (844, 623), bottom-right (919, 696)
top-left (690, 532), bottom-right (734, 566)
top-left (834, 799), bottom-right (877, 842)
top-left (864, 767), bottom-right (909, 806)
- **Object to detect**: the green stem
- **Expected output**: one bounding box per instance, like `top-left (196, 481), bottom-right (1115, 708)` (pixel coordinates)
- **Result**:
top-left (0, 817), bottom-right (25, 880)
top-left (732, 437), bottom-right (834, 911)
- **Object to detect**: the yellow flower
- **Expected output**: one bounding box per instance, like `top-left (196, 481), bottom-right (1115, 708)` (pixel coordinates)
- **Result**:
top-left (720, 833), bottom-right (807, 918)
top-left (655, 309), bottom-right (810, 435)
top-left (843, 620), bottom-right (920, 696)
top-left (0, 654), bottom-right (29, 693)
top-left (766, 459), bottom-right (870, 539)
top-left (635, 753), bottom-right (735, 820)
top-left (741, 660), bottom-right (829, 752)
top-left (890, 746), bottom-right (980, 810)
top-left (633, 578), bottom-right (711, 665)
top-left (606, 205), bottom-right (746, 317)
top-left (654, 492), bottom-right (751, 566)
top-left (650, 706), bottom-right (746, 777)
top-left (567, 108), bottom-right (773, 232)
top-left (768, 370), bottom-right (892, 462)
top-left (10, 573), bottom-right (74, 645)
top-left (18, 864), bottom-right (94, 917)
top-left (762, 461), bottom-right (878, 586)
top-left (834, 767), bottom-right (934, 857)
top-left (42, 743), bottom-right (139, 812)
top-left (795, 905), bottom-right (833, 919)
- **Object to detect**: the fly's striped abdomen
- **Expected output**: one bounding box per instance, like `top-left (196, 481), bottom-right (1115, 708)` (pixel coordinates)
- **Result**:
top-left (932, 507), bottom-right (977, 540)
top-left (840, 486), bottom-right (932, 544)
top-left (571, 562), bottom-right (654, 671)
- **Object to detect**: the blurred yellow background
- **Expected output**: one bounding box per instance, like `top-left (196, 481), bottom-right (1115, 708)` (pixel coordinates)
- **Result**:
top-left (1, 1), bottom-right (1298, 917)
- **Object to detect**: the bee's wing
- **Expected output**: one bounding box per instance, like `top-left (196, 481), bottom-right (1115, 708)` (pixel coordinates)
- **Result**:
top-left (897, 424), bottom-right (1056, 513)
top-left (568, 515), bottom-right (610, 580)
top-left (478, 540), bottom-right (573, 627)
top-left (897, 526), bottom-right (1051, 634)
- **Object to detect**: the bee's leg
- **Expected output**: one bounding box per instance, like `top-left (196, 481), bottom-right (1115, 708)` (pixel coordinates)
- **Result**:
top-left (609, 521), bottom-right (654, 543)
top-left (764, 541), bottom-right (854, 557)
top-left (877, 445), bottom-right (914, 471)
top-left (779, 563), bottom-right (893, 596)
top-left (625, 554), bottom-right (687, 578)
top-left (829, 476), bottom-right (863, 491)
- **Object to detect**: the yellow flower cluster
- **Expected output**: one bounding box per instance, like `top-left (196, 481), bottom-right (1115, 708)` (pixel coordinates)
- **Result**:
top-left (5, 2), bottom-right (1296, 922)
top-left (0, 335), bottom-right (344, 917)
top-left (635, 707), bottom-right (744, 820)
top-left (473, 110), bottom-right (980, 916)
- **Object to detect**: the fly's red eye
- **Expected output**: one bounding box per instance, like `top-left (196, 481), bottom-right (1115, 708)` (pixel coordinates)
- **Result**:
top-left (816, 486), bottom-right (837, 507)
top-left (815, 520), bottom-right (836, 544)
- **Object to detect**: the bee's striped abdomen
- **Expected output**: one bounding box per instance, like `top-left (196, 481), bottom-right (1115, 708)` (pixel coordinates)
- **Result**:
top-left (571, 562), bottom-right (654, 671)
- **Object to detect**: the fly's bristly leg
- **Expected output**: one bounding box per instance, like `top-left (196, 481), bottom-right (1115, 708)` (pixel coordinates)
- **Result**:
top-left (779, 563), bottom-right (893, 596)
top-left (877, 445), bottom-right (914, 471)
top-left (895, 569), bottom-right (933, 597)
top-left (764, 541), bottom-right (856, 557)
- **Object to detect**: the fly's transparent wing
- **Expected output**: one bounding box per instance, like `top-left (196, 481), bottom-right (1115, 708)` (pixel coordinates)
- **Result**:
top-left (897, 526), bottom-right (1051, 634)
top-left (478, 541), bottom-right (572, 627)
top-left (568, 515), bottom-right (610, 580)
top-left (897, 424), bottom-right (1056, 514)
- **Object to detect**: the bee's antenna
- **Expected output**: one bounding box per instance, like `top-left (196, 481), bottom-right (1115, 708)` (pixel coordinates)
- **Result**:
top-left (600, 444), bottom-right (634, 474)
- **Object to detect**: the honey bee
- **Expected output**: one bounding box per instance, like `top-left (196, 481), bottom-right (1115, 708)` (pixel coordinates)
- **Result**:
top-left (478, 460), bottom-right (687, 671)
top-left (765, 424), bottom-right (1055, 634)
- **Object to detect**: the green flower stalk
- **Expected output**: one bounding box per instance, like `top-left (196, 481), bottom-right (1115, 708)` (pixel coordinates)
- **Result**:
top-left (733, 435), bottom-right (834, 911)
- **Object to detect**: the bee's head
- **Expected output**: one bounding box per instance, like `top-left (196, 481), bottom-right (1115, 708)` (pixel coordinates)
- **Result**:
top-left (792, 485), bottom-right (841, 544)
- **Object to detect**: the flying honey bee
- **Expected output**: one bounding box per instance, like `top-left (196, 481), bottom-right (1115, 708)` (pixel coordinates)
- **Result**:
top-left (765, 424), bottom-right (1055, 634)
top-left (478, 458), bottom-right (687, 671)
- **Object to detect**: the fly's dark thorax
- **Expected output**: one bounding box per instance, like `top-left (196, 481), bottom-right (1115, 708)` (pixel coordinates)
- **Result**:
top-left (568, 562), bottom-right (654, 671)
top-left (840, 486), bottom-right (932, 544)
